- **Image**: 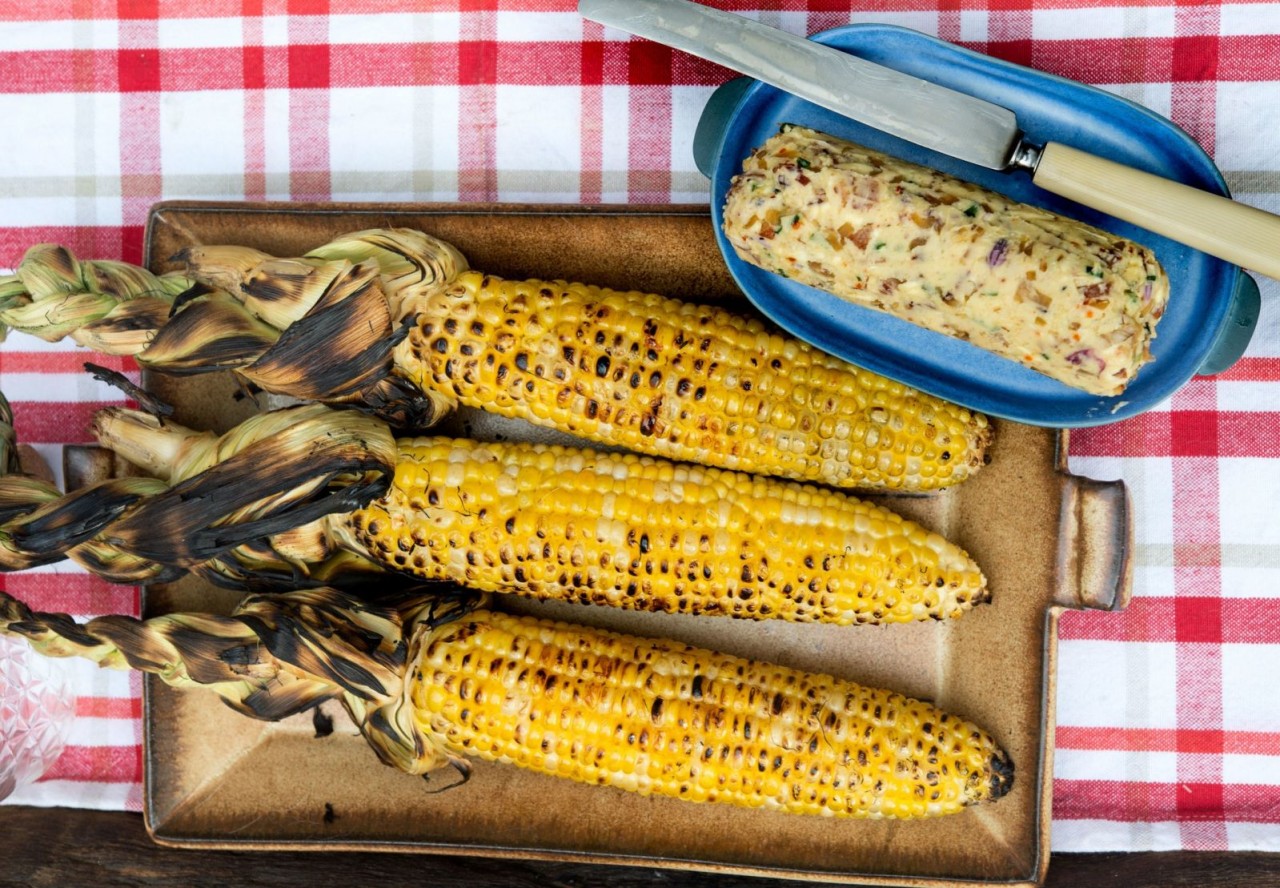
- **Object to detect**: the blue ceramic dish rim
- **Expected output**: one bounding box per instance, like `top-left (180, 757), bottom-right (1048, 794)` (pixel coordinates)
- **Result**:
top-left (703, 23), bottom-right (1250, 428)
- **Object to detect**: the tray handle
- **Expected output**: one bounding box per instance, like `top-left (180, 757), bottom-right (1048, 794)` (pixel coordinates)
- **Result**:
top-left (1197, 269), bottom-right (1261, 376)
top-left (63, 444), bottom-right (137, 491)
top-left (1053, 474), bottom-right (1133, 611)
top-left (693, 77), bottom-right (752, 179)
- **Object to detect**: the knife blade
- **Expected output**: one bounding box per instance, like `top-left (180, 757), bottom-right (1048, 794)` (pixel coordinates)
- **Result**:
top-left (579, 0), bottom-right (1280, 280)
top-left (580, 0), bottom-right (1022, 170)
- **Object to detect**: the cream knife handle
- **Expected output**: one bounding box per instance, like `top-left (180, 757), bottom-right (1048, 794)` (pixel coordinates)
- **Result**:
top-left (1033, 142), bottom-right (1280, 280)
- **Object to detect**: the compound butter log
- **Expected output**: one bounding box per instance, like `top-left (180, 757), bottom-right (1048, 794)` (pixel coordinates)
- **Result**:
top-left (721, 125), bottom-right (1170, 397)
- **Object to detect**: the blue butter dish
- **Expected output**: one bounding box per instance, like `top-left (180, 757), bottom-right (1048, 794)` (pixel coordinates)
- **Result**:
top-left (694, 24), bottom-right (1260, 428)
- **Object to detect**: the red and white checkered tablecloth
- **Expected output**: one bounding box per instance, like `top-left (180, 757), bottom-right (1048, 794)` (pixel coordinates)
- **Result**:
top-left (0, 0), bottom-right (1277, 854)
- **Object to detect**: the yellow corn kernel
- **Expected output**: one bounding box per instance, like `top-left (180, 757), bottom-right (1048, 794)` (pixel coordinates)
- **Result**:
top-left (409, 610), bottom-right (1014, 818)
top-left (340, 438), bottom-right (987, 625)
top-left (393, 272), bottom-right (990, 492)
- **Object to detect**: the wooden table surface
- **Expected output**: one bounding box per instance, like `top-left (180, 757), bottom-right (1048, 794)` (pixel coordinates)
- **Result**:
top-left (2, 806), bottom-right (1277, 888)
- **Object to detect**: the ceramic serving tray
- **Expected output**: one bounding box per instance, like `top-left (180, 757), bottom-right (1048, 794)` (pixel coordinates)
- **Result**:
top-left (698, 24), bottom-right (1260, 428)
top-left (124, 202), bottom-right (1132, 887)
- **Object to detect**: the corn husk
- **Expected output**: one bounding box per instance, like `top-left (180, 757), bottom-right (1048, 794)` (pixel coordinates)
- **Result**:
top-left (0, 244), bottom-right (192, 346)
top-left (0, 395), bottom-right (397, 585)
top-left (1, 584), bottom-right (418, 715)
top-left (0, 237), bottom-right (457, 430)
top-left (0, 581), bottom-right (477, 771)
top-left (177, 228), bottom-right (468, 318)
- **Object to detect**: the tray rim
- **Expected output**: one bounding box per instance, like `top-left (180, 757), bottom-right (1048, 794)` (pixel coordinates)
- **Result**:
top-left (136, 200), bottom-right (1122, 888)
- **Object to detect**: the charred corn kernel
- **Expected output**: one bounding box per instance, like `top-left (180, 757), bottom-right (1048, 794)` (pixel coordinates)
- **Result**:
top-left (409, 609), bottom-right (1014, 818)
top-left (340, 438), bottom-right (987, 624)
top-left (394, 271), bottom-right (989, 491)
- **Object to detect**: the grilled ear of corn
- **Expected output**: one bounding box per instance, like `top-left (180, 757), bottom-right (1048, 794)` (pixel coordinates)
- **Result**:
top-left (0, 584), bottom-right (1014, 819)
top-left (175, 229), bottom-right (991, 492)
top-left (83, 405), bottom-right (987, 625)
top-left (409, 607), bottom-right (1013, 817)
top-left (341, 437), bottom-right (987, 624)
top-left (2, 232), bottom-right (991, 491)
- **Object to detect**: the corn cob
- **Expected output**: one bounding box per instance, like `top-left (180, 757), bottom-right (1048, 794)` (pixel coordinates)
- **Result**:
top-left (341, 437), bottom-right (987, 624)
top-left (722, 126), bottom-right (1170, 396)
top-left (387, 269), bottom-right (991, 490)
top-left (414, 608), bottom-right (1013, 817)
top-left (77, 405), bottom-right (987, 625)
top-left (0, 585), bottom-right (1014, 818)
top-left (1, 231), bottom-right (992, 491)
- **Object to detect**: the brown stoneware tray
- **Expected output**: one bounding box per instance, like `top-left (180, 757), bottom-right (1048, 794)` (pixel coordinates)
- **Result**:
top-left (127, 202), bottom-right (1132, 886)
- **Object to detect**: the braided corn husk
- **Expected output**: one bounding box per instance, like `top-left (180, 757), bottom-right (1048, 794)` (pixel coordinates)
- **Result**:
top-left (0, 240), bottom-right (448, 428)
top-left (0, 399), bottom-right (396, 585)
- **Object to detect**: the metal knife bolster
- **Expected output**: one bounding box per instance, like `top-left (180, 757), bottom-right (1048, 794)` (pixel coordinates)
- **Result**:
top-left (1009, 140), bottom-right (1043, 173)
top-left (580, 0), bottom-right (1026, 171)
